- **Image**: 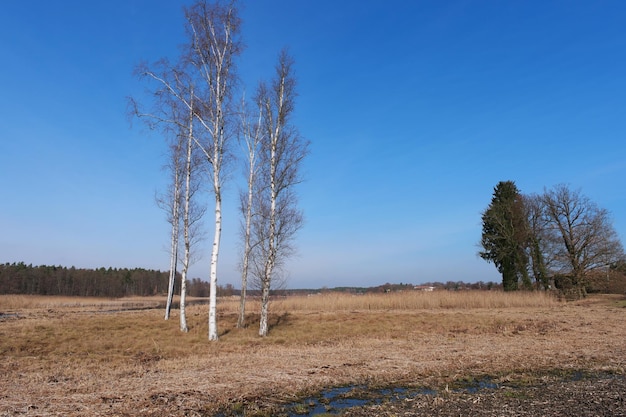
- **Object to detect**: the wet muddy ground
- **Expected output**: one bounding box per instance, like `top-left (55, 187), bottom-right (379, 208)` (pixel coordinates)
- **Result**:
top-left (226, 373), bottom-right (626, 417)
top-left (341, 375), bottom-right (625, 416)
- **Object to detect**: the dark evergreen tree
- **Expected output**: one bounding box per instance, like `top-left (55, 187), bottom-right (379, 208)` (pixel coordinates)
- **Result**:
top-left (480, 181), bottom-right (531, 290)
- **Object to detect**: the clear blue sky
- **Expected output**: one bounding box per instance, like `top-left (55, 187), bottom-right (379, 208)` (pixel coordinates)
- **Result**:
top-left (1, 1), bottom-right (625, 289)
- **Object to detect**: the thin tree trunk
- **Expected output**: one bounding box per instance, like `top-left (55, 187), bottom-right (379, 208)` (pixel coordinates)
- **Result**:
top-left (236, 191), bottom-right (251, 328)
top-left (259, 201), bottom-right (276, 336)
top-left (259, 96), bottom-right (279, 337)
top-left (256, 51), bottom-right (305, 336)
top-left (184, 1), bottom-right (241, 341)
top-left (236, 167), bottom-right (254, 328)
top-left (180, 96), bottom-right (195, 333)
top-left (237, 109), bottom-right (258, 328)
top-left (207, 58), bottom-right (224, 341)
top-left (259, 277), bottom-right (271, 336)
top-left (208, 179), bottom-right (221, 341)
top-left (180, 271), bottom-right (188, 332)
top-left (134, 1), bottom-right (242, 337)
top-left (165, 150), bottom-right (181, 320)
top-left (164, 219), bottom-right (178, 320)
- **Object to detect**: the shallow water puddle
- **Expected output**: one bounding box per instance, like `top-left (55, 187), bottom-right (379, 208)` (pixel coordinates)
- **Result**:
top-left (287, 386), bottom-right (369, 416)
top-left (285, 384), bottom-right (442, 416)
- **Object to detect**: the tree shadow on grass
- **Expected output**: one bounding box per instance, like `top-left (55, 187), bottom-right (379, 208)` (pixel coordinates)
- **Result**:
top-left (217, 312), bottom-right (290, 338)
top-left (269, 312), bottom-right (290, 332)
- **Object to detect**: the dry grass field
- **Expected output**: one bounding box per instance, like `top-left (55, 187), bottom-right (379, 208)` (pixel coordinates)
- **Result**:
top-left (1, 292), bottom-right (625, 416)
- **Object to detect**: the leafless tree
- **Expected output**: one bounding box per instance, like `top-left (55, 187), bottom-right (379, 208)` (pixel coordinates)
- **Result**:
top-left (134, 0), bottom-right (242, 340)
top-left (131, 72), bottom-right (205, 329)
top-left (523, 193), bottom-right (551, 290)
top-left (179, 89), bottom-right (207, 332)
top-left (130, 60), bottom-right (190, 321)
top-left (159, 136), bottom-right (183, 320)
top-left (541, 184), bottom-right (624, 298)
top-left (236, 95), bottom-right (263, 328)
top-left (254, 50), bottom-right (308, 337)
top-left (183, 0), bottom-right (243, 340)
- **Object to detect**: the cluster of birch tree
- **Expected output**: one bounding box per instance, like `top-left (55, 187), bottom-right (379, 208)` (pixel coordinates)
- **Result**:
top-left (479, 181), bottom-right (624, 299)
top-left (130, 0), bottom-right (307, 339)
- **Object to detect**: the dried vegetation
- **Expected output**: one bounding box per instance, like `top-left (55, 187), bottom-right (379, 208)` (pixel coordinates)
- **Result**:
top-left (1, 292), bottom-right (625, 416)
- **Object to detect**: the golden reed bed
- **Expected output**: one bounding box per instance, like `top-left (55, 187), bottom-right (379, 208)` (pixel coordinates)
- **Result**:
top-left (1, 290), bottom-right (559, 312)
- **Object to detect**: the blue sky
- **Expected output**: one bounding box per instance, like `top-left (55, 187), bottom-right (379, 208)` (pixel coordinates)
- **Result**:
top-left (1, 1), bottom-right (625, 289)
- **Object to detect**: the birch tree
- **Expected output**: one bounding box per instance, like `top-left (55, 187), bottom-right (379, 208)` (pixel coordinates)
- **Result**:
top-left (160, 134), bottom-right (183, 320)
top-left (131, 62), bottom-right (207, 328)
top-left (236, 97), bottom-right (263, 328)
top-left (130, 61), bottom-right (188, 321)
top-left (179, 89), bottom-right (206, 332)
top-left (135, 0), bottom-right (242, 340)
top-left (255, 50), bottom-right (308, 337)
top-left (183, 0), bottom-right (242, 340)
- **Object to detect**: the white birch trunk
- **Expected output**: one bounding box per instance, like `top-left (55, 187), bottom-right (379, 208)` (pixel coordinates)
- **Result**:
top-left (256, 51), bottom-right (306, 336)
top-left (185, 2), bottom-right (241, 340)
top-left (258, 276), bottom-right (271, 336)
top-left (208, 99), bottom-right (222, 340)
top-left (258, 172), bottom-right (277, 336)
top-left (180, 96), bottom-right (195, 333)
top-left (207, 67), bottom-right (224, 341)
top-left (259, 81), bottom-right (281, 337)
top-left (164, 212), bottom-right (178, 320)
top-left (237, 176), bottom-right (252, 328)
top-left (237, 103), bottom-right (260, 329)
top-left (135, 2), bottom-right (241, 337)
top-left (208, 187), bottom-right (221, 340)
top-left (180, 268), bottom-right (188, 332)
top-left (165, 147), bottom-right (181, 320)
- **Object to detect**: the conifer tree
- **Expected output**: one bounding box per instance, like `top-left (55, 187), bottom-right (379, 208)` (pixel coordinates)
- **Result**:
top-left (480, 181), bottom-right (531, 290)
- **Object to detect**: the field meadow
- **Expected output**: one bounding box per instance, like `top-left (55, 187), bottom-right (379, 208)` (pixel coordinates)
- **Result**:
top-left (1, 291), bottom-right (625, 416)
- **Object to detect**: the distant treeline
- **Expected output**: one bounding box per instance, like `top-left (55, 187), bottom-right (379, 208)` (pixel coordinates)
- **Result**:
top-left (4, 262), bottom-right (624, 299)
top-left (273, 281), bottom-right (504, 296)
top-left (0, 262), bottom-right (170, 298)
top-left (0, 263), bottom-right (507, 299)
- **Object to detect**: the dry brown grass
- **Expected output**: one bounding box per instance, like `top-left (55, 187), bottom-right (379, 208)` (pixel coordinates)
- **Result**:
top-left (266, 290), bottom-right (560, 311)
top-left (0, 290), bottom-right (559, 312)
top-left (0, 295), bottom-right (165, 310)
top-left (1, 292), bottom-right (624, 416)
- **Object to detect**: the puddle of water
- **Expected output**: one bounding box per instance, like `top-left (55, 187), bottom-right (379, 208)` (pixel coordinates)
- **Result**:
top-left (218, 373), bottom-right (623, 416)
top-left (374, 386), bottom-right (437, 403)
top-left (462, 379), bottom-right (499, 394)
top-left (287, 386), bottom-right (369, 416)
top-left (218, 379), bottom-right (499, 416)
top-left (285, 385), bottom-right (439, 416)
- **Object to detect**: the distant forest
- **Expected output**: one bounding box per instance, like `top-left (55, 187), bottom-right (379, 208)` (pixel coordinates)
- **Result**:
top-left (0, 262), bottom-right (171, 297)
top-left (0, 263), bottom-right (504, 299)
top-left (2, 262), bottom-right (624, 299)
top-left (0, 262), bottom-right (237, 298)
